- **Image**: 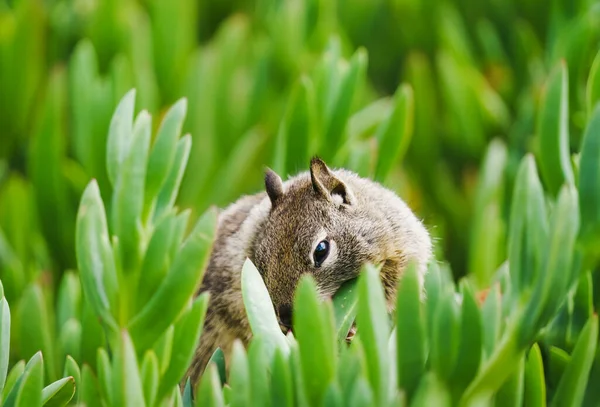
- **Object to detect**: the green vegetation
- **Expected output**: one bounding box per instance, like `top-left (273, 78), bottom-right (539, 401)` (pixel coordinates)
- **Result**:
top-left (1, 0), bottom-right (600, 406)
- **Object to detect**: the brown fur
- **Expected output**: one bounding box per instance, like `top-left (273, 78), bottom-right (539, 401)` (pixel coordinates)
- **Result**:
top-left (184, 158), bottom-right (432, 386)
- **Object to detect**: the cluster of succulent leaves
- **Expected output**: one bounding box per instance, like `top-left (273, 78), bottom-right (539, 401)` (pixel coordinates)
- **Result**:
top-left (1, 0), bottom-right (600, 406)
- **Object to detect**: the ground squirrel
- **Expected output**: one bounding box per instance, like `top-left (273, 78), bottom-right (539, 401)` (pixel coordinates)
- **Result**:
top-left (185, 157), bottom-right (433, 385)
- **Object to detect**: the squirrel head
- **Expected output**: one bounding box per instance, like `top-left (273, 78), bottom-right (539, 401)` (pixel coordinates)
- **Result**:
top-left (252, 157), bottom-right (432, 330)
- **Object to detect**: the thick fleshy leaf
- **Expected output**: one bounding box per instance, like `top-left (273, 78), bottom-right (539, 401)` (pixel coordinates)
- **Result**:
top-left (578, 103), bottom-right (600, 248)
top-left (451, 280), bottom-right (483, 397)
top-left (111, 109), bottom-right (152, 271)
top-left (332, 279), bottom-right (358, 343)
top-left (145, 98), bottom-right (188, 209)
top-left (129, 208), bottom-right (216, 350)
top-left (106, 89), bottom-right (136, 186)
top-left (270, 347), bottom-right (293, 407)
top-left (141, 351), bottom-right (159, 407)
top-left (430, 290), bottom-right (460, 382)
top-left (523, 344), bottom-right (546, 407)
top-left (586, 49), bottom-right (600, 116)
top-left (2, 361), bottom-right (25, 402)
top-left (507, 155), bottom-right (548, 301)
top-left (228, 340), bottom-right (250, 407)
top-left (536, 61), bottom-right (574, 197)
top-left (41, 377), bottom-right (76, 407)
top-left (374, 83), bottom-right (414, 182)
top-left (158, 293), bottom-right (209, 401)
top-left (78, 365), bottom-right (102, 407)
top-left (395, 262), bottom-right (425, 398)
top-left (154, 135), bottom-right (192, 221)
top-left (4, 352), bottom-right (44, 407)
top-left (0, 294), bottom-right (10, 394)
top-left (356, 264), bottom-right (389, 405)
top-left (410, 372), bottom-right (452, 407)
top-left (208, 348), bottom-right (226, 385)
top-left (241, 258), bottom-right (290, 357)
top-left (63, 356), bottom-right (80, 404)
top-left (294, 275), bottom-right (336, 406)
top-left (551, 314), bottom-right (598, 407)
top-left (494, 355), bottom-right (525, 407)
top-left (112, 330), bottom-right (145, 407)
top-left (96, 348), bottom-right (112, 405)
top-left (194, 364), bottom-right (224, 407)
top-left (75, 180), bottom-right (119, 331)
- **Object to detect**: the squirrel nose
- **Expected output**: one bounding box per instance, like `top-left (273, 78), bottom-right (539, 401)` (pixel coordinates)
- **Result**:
top-left (278, 304), bottom-right (293, 329)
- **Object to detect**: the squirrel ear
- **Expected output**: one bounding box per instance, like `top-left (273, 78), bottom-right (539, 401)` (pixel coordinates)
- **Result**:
top-left (265, 168), bottom-right (284, 207)
top-left (310, 157), bottom-right (354, 205)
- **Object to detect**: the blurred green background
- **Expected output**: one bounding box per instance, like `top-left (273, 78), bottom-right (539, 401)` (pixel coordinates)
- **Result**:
top-left (1, 0), bottom-right (600, 370)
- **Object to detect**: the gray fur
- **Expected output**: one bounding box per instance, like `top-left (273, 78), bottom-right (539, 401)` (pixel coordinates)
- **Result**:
top-left (184, 158), bottom-right (432, 386)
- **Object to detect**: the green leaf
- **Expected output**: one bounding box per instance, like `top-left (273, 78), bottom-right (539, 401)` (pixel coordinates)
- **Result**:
top-left (356, 264), bottom-right (389, 405)
top-left (17, 283), bottom-right (57, 382)
top-left (182, 378), bottom-right (193, 407)
top-left (107, 89), bottom-right (136, 186)
top-left (551, 314), bottom-right (598, 407)
top-left (451, 280), bottom-right (483, 398)
top-left (468, 138), bottom-right (507, 288)
top-left (247, 337), bottom-right (272, 407)
top-left (154, 135), bottom-right (192, 221)
top-left (58, 318), bottom-right (81, 363)
top-left (577, 103), bottom-right (600, 247)
top-left (96, 347), bottom-right (112, 405)
top-left (521, 184), bottom-right (579, 343)
top-left (137, 210), bottom-right (179, 310)
top-left (129, 208), bottom-right (216, 350)
top-left (194, 363), bottom-right (224, 407)
top-left (347, 376), bottom-right (374, 407)
top-left (153, 326), bottom-right (174, 376)
top-left (241, 258), bottom-right (290, 358)
top-left (228, 340), bottom-right (250, 407)
top-left (332, 278), bottom-right (358, 343)
top-left (4, 352), bottom-right (44, 407)
top-left (270, 347), bottom-right (293, 407)
top-left (3, 361), bottom-right (25, 402)
top-left (322, 382), bottom-right (343, 407)
top-left (536, 61), bottom-right (574, 197)
top-left (110, 109), bottom-right (151, 272)
top-left (208, 347), bottom-right (226, 386)
top-left (323, 48), bottom-right (367, 158)
top-left (158, 293), bottom-right (209, 401)
top-left (523, 344), bottom-right (546, 407)
top-left (494, 355), bottom-right (525, 407)
top-left (586, 45), bottom-right (600, 117)
top-left (430, 290), bottom-right (460, 382)
top-left (62, 356), bottom-right (80, 404)
top-left (395, 262), bottom-right (426, 399)
top-left (547, 346), bottom-right (570, 391)
top-left (75, 180), bottom-right (119, 331)
top-left (374, 83), bottom-right (414, 182)
top-left (410, 372), bottom-right (452, 407)
top-left (56, 271), bottom-right (81, 332)
top-left (141, 351), bottom-right (159, 407)
top-left (145, 98), bottom-right (188, 210)
top-left (273, 75), bottom-right (316, 175)
top-left (294, 275), bottom-right (337, 406)
top-left (507, 154), bottom-right (548, 301)
top-left (41, 377), bottom-right (76, 407)
top-left (481, 284), bottom-right (501, 359)
top-left (112, 330), bottom-right (146, 407)
top-left (78, 365), bottom-right (102, 407)
top-left (0, 295), bottom-right (10, 394)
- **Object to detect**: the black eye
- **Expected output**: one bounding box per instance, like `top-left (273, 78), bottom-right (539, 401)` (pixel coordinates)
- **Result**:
top-left (313, 240), bottom-right (330, 267)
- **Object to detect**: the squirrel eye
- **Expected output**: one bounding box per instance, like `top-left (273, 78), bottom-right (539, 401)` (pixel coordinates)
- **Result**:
top-left (313, 240), bottom-right (330, 267)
